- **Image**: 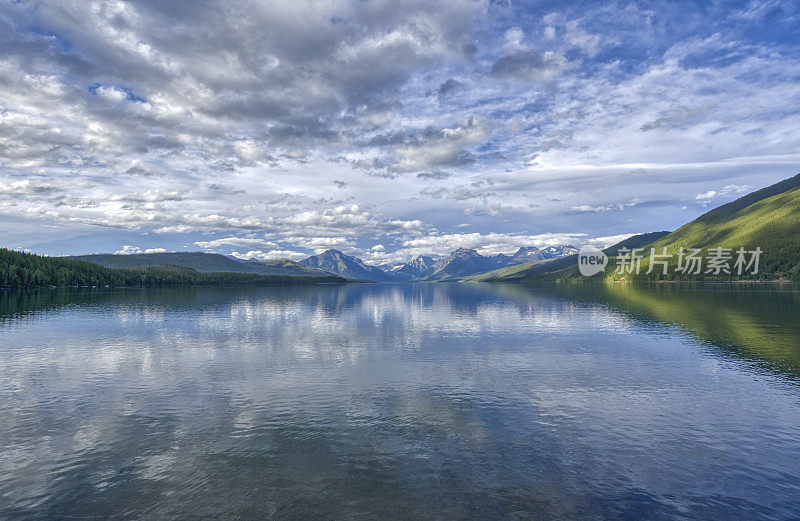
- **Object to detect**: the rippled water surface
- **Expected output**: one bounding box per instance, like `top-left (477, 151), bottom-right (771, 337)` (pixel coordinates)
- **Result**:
top-left (1, 283), bottom-right (799, 520)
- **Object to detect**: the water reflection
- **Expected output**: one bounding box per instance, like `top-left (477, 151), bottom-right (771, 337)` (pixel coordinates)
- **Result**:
top-left (522, 283), bottom-right (800, 380)
top-left (1, 284), bottom-right (799, 520)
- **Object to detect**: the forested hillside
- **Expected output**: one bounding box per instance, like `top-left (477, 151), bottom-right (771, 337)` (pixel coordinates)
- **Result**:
top-left (0, 249), bottom-right (344, 289)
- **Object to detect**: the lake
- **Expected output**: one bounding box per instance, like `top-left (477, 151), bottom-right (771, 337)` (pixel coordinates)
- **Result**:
top-left (1, 283), bottom-right (799, 520)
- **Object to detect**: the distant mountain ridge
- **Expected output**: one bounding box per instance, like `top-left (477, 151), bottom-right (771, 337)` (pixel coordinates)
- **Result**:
top-left (420, 245), bottom-right (579, 280)
top-left (386, 255), bottom-right (436, 280)
top-left (299, 249), bottom-right (391, 281)
top-left (66, 252), bottom-right (335, 277)
top-left (245, 259), bottom-right (338, 277)
top-left (288, 245), bottom-right (581, 281)
top-left (511, 246), bottom-right (547, 263)
top-left (425, 248), bottom-right (506, 280)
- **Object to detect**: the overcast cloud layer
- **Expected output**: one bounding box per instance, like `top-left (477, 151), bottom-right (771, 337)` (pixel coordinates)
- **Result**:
top-left (1, 0), bottom-right (799, 264)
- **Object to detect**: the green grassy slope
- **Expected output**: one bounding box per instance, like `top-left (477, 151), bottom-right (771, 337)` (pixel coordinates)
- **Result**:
top-left (510, 172), bottom-right (800, 283)
top-left (625, 173), bottom-right (800, 281)
top-left (1, 249), bottom-right (345, 289)
top-left (460, 256), bottom-right (569, 281)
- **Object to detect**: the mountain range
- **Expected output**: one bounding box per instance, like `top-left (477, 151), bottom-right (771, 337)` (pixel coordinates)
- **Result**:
top-left (419, 245), bottom-right (578, 281)
top-left (298, 245), bottom-right (579, 281)
top-left (63, 245), bottom-right (580, 282)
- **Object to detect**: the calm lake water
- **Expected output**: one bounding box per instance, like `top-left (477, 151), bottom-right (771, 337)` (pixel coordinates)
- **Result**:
top-left (1, 283), bottom-right (799, 520)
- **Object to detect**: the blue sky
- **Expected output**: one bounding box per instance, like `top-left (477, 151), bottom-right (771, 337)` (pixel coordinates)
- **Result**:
top-left (1, 0), bottom-right (799, 264)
